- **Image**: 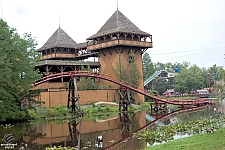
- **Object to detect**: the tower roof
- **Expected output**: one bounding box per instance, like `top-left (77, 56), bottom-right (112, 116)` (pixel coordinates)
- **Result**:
top-left (38, 27), bottom-right (77, 51)
top-left (87, 10), bottom-right (150, 40)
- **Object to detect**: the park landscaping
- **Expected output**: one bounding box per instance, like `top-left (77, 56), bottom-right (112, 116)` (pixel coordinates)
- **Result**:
top-left (145, 127), bottom-right (225, 150)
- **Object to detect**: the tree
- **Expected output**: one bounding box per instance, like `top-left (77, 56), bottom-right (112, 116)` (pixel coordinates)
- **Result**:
top-left (77, 66), bottom-right (99, 90)
top-left (0, 19), bottom-right (41, 123)
top-left (175, 64), bottom-right (205, 93)
top-left (207, 64), bottom-right (223, 87)
top-left (113, 53), bottom-right (141, 101)
top-left (142, 53), bottom-right (155, 80)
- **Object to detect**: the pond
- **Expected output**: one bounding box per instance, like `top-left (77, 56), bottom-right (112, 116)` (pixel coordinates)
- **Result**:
top-left (0, 99), bottom-right (224, 150)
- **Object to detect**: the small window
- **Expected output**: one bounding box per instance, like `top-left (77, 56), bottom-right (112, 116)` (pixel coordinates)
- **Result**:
top-left (128, 56), bottom-right (134, 63)
top-left (112, 36), bottom-right (116, 40)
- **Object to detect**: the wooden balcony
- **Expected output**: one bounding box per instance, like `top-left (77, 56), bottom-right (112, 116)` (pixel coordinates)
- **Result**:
top-left (87, 40), bottom-right (152, 51)
top-left (41, 53), bottom-right (76, 60)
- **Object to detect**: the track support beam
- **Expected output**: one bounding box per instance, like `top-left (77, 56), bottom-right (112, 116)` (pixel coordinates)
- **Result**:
top-left (68, 77), bottom-right (83, 117)
top-left (119, 86), bottom-right (132, 112)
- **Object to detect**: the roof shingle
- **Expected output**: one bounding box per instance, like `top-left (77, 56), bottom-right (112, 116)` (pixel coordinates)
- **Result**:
top-left (38, 27), bottom-right (77, 51)
top-left (87, 10), bottom-right (150, 40)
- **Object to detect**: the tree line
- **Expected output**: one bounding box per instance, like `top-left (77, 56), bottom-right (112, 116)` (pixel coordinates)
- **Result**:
top-left (142, 53), bottom-right (224, 94)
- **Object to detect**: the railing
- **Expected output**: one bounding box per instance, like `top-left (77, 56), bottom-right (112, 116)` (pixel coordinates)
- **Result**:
top-left (87, 40), bottom-right (152, 51)
top-left (41, 53), bottom-right (75, 60)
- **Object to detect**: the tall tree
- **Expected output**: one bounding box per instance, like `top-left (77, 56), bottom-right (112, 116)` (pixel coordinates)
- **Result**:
top-left (142, 53), bottom-right (155, 80)
top-left (175, 64), bottom-right (205, 93)
top-left (207, 64), bottom-right (223, 87)
top-left (0, 19), bottom-right (41, 123)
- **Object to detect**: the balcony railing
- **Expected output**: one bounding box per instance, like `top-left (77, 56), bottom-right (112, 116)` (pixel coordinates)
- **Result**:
top-left (87, 40), bottom-right (152, 51)
top-left (41, 53), bottom-right (76, 60)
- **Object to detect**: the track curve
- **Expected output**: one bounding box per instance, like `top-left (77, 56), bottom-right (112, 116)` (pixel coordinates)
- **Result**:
top-left (33, 71), bottom-right (209, 106)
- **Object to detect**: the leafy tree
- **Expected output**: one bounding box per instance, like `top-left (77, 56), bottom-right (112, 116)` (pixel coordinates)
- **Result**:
top-left (153, 77), bottom-right (173, 94)
top-left (113, 53), bottom-right (141, 101)
top-left (207, 64), bottom-right (223, 87)
top-left (77, 66), bottom-right (99, 90)
top-left (175, 64), bottom-right (205, 93)
top-left (142, 53), bottom-right (155, 80)
top-left (114, 54), bottom-right (141, 87)
top-left (0, 19), bottom-right (41, 123)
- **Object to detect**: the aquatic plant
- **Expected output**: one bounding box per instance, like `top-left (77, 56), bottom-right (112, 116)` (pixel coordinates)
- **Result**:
top-left (137, 117), bottom-right (225, 145)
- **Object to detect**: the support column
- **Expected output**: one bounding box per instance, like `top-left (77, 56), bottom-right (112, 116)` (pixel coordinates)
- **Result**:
top-left (67, 77), bottom-right (83, 117)
top-left (119, 86), bottom-right (131, 112)
top-left (61, 66), bottom-right (64, 82)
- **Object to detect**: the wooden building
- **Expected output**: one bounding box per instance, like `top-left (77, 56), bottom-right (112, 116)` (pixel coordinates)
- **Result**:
top-left (34, 9), bottom-right (152, 107)
top-left (86, 9), bottom-right (152, 104)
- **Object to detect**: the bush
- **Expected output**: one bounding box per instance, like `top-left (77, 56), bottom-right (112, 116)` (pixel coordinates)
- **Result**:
top-left (27, 109), bottom-right (38, 119)
top-left (105, 106), bottom-right (110, 112)
top-left (140, 102), bottom-right (150, 109)
top-left (97, 105), bottom-right (102, 112)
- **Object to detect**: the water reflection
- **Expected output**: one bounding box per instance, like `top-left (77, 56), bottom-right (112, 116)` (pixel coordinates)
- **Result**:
top-left (0, 99), bottom-right (224, 150)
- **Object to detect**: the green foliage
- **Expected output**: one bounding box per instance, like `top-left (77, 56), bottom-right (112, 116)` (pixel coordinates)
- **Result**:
top-left (138, 117), bottom-right (225, 147)
top-left (114, 54), bottom-right (141, 87)
top-left (45, 106), bottom-right (70, 118)
top-left (113, 54), bottom-right (141, 101)
top-left (140, 102), bottom-right (150, 109)
top-left (77, 66), bottom-right (99, 90)
top-left (142, 53), bottom-right (155, 80)
top-left (82, 106), bottom-right (118, 116)
top-left (0, 19), bottom-right (41, 123)
top-left (145, 127), bottom-right (225, 150)
top-left (175, 64), bottom-right (206, 93)
top-left (144, 58), bottom-right (224, 95)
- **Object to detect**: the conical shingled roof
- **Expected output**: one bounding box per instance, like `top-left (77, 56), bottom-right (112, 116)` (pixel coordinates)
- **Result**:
top-left (87, 10), bottom-right (150, 40)
top-left (38, 27), bottom-right (77, 51)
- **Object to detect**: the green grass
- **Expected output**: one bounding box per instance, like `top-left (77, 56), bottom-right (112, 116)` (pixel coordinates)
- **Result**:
top-left (145, 128), bottom-right (225, 150)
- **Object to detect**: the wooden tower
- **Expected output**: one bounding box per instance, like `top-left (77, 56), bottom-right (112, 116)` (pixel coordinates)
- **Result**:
top-left (35, 27), bottom-right (100, 108)
top-left (86, 9), bottom-right (153, 104)
top-left (36, 27), bottom-right (99, 82)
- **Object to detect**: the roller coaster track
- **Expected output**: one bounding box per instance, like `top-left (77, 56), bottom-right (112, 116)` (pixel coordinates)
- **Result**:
top-left (33, 71), bottom-right (209, 106)
top-left (105, 105), bottom-right (208, 150)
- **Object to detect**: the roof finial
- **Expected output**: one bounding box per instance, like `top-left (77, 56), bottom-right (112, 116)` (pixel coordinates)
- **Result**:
top-left (117, 0), bottom-right (118, 10)
top-left (58, 12), bottom-right (60, 28)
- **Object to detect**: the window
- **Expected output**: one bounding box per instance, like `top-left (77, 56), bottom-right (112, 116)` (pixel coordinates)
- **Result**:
top-left (112, 36), bottom-right (116, 40)
top-left (128, 56), bottom-right (134, 63)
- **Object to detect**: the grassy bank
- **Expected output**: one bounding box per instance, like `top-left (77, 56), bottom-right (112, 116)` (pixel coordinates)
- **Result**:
top-left (27, 103), bottom-right (143, 121)
top-left (145, 127), bottom-right (225, 150)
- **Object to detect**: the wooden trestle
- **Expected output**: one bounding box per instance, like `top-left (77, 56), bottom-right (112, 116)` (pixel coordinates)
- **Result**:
top-left (119, 86), bottom-right (132, 112)
top-left (67, 77), bottom-right (83, 117)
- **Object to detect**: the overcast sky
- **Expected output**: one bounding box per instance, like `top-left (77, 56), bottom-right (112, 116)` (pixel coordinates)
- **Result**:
top-left (1, 0), bottom-right (225, 69)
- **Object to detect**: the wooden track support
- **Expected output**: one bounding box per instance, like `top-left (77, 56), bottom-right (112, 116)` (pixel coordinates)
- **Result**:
top-left (67, 77), bottom-right (83, 117)
top-left (119, 86), bottom-right (131, 112)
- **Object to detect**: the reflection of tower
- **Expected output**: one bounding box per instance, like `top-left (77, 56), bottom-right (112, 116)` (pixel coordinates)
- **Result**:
top-left (68, 120), bottom-right (82, 148)
top-left (119, 112), bottom-right (133, 137)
